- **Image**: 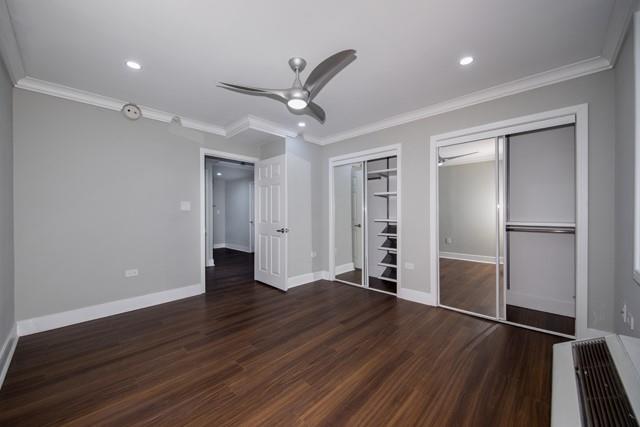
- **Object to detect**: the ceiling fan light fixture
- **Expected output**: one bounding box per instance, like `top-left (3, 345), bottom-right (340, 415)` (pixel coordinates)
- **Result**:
top-left (125, 60), bottom-right (142, 70)
top-left (287, 99), bottom-right (308, 110)
top-left (459, 56), bottom-right (474, 66)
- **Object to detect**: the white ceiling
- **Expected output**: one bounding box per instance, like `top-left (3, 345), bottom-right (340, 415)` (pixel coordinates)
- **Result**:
top-left (5, 0), bottom-right (624, 142)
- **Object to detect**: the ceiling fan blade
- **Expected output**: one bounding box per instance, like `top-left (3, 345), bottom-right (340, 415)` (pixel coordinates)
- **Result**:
top-left (286, 101), bottom-right (326, 124)
top-left (217, 82), bottom-right (288, 103)
top-left (304, 49), bottom-right (356, 100)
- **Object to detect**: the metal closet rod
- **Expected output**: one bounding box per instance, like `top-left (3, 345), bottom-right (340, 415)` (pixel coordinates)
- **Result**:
top-left (505, 225), bottom-right (575, 234)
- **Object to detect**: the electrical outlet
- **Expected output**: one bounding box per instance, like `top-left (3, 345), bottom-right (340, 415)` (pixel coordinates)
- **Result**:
top-left (180, 201), bottom-right (191, 211)
top-left (124, 269), bottom-right (139, 278)
top-left (311, 251), bottom-right (317, 258)
top-left (404, 262), bottom-right (415, 270)
top-left (445, 237), bottom-right (452, 244)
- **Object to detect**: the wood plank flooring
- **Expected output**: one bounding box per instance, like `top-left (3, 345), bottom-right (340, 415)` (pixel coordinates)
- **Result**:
top-left (0, 251), bottom-right (564, 426)
top-left (440, 258), bottom-right (497, 316)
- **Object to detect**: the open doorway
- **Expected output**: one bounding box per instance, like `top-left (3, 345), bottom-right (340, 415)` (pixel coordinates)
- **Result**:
top-left (205, 156), bottom-right (255, 292)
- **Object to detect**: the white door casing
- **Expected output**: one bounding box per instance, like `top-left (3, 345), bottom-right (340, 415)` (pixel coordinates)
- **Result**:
top-left (249, 181), bottom-right (255, 253)
top-left (351, 165), bottom-right (363, 269)
top-left (255, 155), bottom-right (288, 291)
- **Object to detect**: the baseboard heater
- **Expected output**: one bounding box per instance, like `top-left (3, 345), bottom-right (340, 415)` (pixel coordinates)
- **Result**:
top-left (552, 335), bottom-right (640, 426)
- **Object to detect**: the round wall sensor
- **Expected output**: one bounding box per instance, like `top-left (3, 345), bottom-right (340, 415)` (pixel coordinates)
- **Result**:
top-left (121, 103), bottom-right (142, 120)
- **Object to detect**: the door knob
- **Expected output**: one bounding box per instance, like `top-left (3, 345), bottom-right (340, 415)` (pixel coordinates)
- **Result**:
top-left (353, 224), bottom-right (362, 228)
top-left (275, 227), bottom-right (290, 233)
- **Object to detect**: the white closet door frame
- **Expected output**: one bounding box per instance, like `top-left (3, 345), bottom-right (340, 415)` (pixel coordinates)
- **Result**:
top-left (328, 144), bottom-right (401, 296)
top-left (200, 148), bottom-right (260, 294)
top-left (429, 104), bottom-right (591, 339)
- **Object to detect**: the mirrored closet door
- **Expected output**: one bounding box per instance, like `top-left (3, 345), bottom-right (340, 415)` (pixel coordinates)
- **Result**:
top-left (437, 124), bottom-right (577, 337)
top-left (333, 162), bottom-right (365, 287)
top-left (438, 139), bottom-right (498, 318)
top-left (332, 153), bottom-right (400, 295)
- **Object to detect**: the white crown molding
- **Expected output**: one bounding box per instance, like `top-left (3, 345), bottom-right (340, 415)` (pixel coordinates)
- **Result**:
top-left (0, 0), bottom-right (25, 84)
top-left (308, 56), bottom-right (611, 145)
top-left (14, 76), bottom-right (298, 142)
top-left (602, 0), bottom-right (638, 65)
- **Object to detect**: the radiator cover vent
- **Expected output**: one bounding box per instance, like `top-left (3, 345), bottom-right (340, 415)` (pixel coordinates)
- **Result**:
top-left (572, 338), bottom-right (638, 426)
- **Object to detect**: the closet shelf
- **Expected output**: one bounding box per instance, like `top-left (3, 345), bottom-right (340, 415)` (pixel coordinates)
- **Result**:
top-left (374, 218), bottom-right (397, 223)
top-left (381, 225), bottom-right (397, 234)
top-left (377, 233), bottom-right (397, 238)
top-left (378, 247), bottom-right (398, 253)
top-left (373, 191), bottom-right (397, 198)
top-left (379, 267), bottom-right (397, 283)
top-left (367, 168), bottom-right (397, 178)
top-left (378, 262), bottom-right (397, 268)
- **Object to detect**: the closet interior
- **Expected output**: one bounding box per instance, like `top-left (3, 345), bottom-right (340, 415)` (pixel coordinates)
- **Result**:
top-left (437, 124), bottom-right (576, 336)
top-left (333, 154), bottom-right (399, 295)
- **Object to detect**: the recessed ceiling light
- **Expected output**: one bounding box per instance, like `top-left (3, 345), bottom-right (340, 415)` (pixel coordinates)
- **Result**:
top-left (459, 56), bottom-right (474, 66)
top-left (216, 172), bottom-right (222, 176)
top-left (126, 60), bottom-right (142, 70)
top-left (298, 122), bottom-right (306, 128)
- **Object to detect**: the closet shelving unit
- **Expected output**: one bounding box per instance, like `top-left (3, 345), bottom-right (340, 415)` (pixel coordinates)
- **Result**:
top-left (367, 157), bottom-right (399, 293)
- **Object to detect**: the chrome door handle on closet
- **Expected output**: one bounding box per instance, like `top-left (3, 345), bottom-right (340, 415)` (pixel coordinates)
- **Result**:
top-left (275, 228), bottom-right (290, 233)
top-left (353, 224), bottom-right (361, 228)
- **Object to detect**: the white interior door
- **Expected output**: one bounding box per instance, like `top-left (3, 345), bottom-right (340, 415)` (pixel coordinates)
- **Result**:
top-left (255, 155), bottom-right (288, 291)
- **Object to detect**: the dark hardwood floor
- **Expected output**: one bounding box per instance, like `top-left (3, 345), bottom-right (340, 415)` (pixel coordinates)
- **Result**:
top-left (0, 255), bottom-right (565, 426)
top-left (206, 248), bottom-right (254, 292)
top-left (440, 257), bottom-right (497, 316)
top-left (368, 276), bottom-right (397, 294)
top-left (335, 268), bottom-right (362, 285)
top-left (507, 305), bottom-right (575, 336)
top-left (440, 257), bottom-right (575, 335)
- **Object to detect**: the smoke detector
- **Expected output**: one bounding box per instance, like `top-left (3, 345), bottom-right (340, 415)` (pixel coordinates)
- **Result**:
top-left (121, 103), bottom-right (142, 120)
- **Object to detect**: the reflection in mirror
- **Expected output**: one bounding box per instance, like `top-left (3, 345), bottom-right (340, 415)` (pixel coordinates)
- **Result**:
top-left (438, 139), bottom-right (497, 317)
top-left (334, 163), bottom-right (364, 286)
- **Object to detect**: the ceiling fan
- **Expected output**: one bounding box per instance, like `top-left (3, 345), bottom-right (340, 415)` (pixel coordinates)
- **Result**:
top-left (438, 152), bottom-right (479, 166)
top-left (217, 49), bottom-right (357, 124)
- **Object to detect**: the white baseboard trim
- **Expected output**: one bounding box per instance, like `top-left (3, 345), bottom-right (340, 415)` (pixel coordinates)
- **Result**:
top-left (507, 290), bottom-right (575, 317)
top-left (398, 288), bottom-right (436, 306)
top-left (213, 243), bottom-right (252, 253)
top-left (17, 283), bottom-right (203, 336)
top-left (439, 251), bottom-right (504, 264)
top-left (335, 262), bottom-right (355, 275)
top-left (0, 323), bottom-right (18, 389)
top-left (225, 243), bottom-right (252, 253)
top-left (288, 271), bottom-right (329, 288)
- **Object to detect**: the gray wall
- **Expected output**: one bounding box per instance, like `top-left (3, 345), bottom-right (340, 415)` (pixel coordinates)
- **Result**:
top-left (439, 161), bottom-right (496, 258)
top-left (615, 19), bottom-right (640, 337)
top-left (321, 70), bottom-right (617, 332)
top-left (13, 89), bottom-right (260, 320)
top-left (225, 177), bottom-right (252, 249)
top-left (0, 59), bottom-right (14, 345)
top-left (508, 126), bottom-right (575, 223)
top-left (212, 178), bottom-right (226, 245)
top-left (286, 137), bottom-right (324, 278)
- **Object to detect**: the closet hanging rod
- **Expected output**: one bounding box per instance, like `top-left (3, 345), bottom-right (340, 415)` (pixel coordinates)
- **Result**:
top-left (506, 225), bottom-right (575, 234)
